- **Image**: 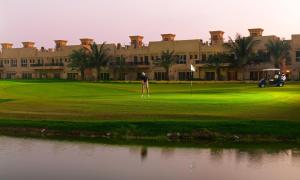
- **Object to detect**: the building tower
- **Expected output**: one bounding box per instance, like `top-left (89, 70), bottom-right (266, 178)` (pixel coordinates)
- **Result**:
top-left (209, 31), bottom-right (224, 45)
top-left (161, 34), bottom-right (176, 41)
top-left (22, 42), bottom-right (35, 48)
top-left (248, 28), bottom-right (264, 37)
top-left (80, 38), bottom-right (94, 46)
top-left (55, 40), bottom-right (68, 49)
top-left (1, 43), bottom-right (13, 49)
top-left (129, 35), bottom-right (144, 48)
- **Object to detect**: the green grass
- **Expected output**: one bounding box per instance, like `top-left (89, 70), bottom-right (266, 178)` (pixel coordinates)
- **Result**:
top-left (0, 80), bottom-right (300, 121)
top-left (0, 80), bottom-right (300, 142)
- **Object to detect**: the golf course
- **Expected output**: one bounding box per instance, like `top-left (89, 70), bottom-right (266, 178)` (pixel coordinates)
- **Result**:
top-left (0, 80), bottom-right (300, 142)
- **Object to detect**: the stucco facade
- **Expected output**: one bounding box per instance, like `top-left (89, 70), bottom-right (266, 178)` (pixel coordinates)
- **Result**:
top-left (1, 28), bottom-right (300, 81)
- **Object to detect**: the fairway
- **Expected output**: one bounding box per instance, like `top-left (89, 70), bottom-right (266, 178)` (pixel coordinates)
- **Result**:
top-left (0, 80), bottom-right (299, 122)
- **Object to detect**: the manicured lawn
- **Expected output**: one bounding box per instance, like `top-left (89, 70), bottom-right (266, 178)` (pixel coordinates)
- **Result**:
top-left (1, 80), bottom-right (300, 142)
top-left (0, 80), bottom-right (299, 121)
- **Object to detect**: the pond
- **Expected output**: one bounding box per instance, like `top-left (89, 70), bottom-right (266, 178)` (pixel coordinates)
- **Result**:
top-left (0, 136), bottom-right (300, 180)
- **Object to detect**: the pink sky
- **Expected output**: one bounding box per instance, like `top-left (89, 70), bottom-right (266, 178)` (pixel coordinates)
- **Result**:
top-left (1, 0), bottom-right (300, 48)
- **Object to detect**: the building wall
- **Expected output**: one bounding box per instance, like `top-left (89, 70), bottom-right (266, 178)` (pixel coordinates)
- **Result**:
top-left (1, 29), bottom-right (300, 81)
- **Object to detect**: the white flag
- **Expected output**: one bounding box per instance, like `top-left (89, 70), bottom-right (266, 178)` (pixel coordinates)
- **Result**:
top-left (190, 64), bottom-right (196, 72)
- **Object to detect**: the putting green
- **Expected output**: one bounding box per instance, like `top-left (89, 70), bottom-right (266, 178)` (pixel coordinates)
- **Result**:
top-left (0, 80), bottom-right (299, 121)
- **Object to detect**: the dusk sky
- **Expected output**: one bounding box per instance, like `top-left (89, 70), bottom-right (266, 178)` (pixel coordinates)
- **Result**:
top-left (1, 0), bottom-right (300, 48)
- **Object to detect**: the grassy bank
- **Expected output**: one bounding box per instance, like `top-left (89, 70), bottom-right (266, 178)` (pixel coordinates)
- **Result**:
top-left (1, 119), bottom-right (300, 143)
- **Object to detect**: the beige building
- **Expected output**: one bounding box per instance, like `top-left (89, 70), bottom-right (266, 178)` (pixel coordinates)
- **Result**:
top-left (1, 28), bottom-right (300, 81)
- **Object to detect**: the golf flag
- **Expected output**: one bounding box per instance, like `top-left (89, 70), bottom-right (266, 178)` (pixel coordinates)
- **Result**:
top-left (190, 64), bottom-right (196, 72)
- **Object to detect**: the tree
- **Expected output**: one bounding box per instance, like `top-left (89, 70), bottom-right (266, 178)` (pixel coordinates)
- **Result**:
top-left (227, 34), bottom-right (259, 67)
top-left (157, 50), bottom-right (177, 80)
top-left (207, 53), bottom-right (231, 80)
top-left (248, 50), bottom-right (270, 65)
top-left (69, 48), bottom-right (89, 80)
top-left (227, 34), bottom-right (259, 79)
top-left (265, 39), bottom-right (291, 71)
top-left (88, 42), bottom-right (112, 81)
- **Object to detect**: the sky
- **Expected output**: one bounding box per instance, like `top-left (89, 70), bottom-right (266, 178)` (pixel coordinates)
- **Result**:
top-left (1, 0), bottom-right (300, 48)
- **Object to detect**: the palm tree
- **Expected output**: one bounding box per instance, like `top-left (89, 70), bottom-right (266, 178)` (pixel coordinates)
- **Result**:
top-left (248, 50), bottom-right (270, 65)
top-left (227, 34), bottom-right (259, 79)
top-left (157, 50), bottom-right (177, 80)
top-left (69, 48), bottom-right (89, 80)
top-left (88, 42), bottom-right (112, 81)
top-left (265, 39), bottom-right (291, 71)
top-left (207, 53), bottom-right (231, 80)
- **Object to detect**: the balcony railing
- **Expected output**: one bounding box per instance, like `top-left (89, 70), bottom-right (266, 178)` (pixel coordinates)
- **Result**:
top-left (109, 61), bottom-right (150, 68)
top-left (31, 63), bottom-right (64, 67)
top-left (30, 63), bottom-right (64, 70)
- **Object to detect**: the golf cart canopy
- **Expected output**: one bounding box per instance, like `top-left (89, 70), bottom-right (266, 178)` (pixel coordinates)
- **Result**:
top-left (262, 68), bottom-right (281, 71)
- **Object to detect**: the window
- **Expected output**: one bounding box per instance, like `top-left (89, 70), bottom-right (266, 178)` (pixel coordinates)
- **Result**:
top-left (144, 56), bottom-right (149, 65)
top-left (137, 73), bottom-right (142, 80)
top-left (205, 72), bottom-right (215, 81)
top-left (67, 73), bottom-right (78, 80)
top-left (190, 55), bottom-right (193, 59)
top-left (21, 59), bottom-right (28, 67)
top-left (155, 72), bottom-right (167, 81)
top-left (118, 73), bottom-right (126, 80)
top-left (54, 73), bottom-right (61, 79)
top-left (10, 59), bottom-right (17, 67)
top-left (100, 73), bottom-right (110, 80)
top-left (177, 55), bottom-right (187, 64)
top-left (250, 71), bottom-right (263, 81)
top-left (227, 72), bottom-right (238, 81)
top-left (6, 73), bottom-right (16, 79)
top-left (296, 51), bottom-right (300, 62)
top-left (39, 73), bottom-right (47, 79)
top-left (178, 72), bottom-right (193, 81)
top-left (134, 56), bottom-right (138, 64)
top-left (22, 73), bottom-right (32, 79)
top-left (202, 54), bottom-right (207, 62)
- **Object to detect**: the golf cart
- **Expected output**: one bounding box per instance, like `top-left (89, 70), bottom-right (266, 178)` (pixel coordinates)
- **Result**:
top-left (258, 68), bottom-right (286, 88)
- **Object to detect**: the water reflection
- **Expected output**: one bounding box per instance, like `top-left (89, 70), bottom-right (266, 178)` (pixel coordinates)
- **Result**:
top-left (161, 148), bottom-right (175, 159)
top-left (140, 147), bottom-right (148, 161)
top-left (210, 148), bottom-right (224, 162)
top-left (0, 136), bottom-right (300, 180)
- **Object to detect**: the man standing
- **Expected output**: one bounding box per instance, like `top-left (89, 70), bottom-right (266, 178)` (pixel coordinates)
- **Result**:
top-left (141, 72), bottom-right (149, 97)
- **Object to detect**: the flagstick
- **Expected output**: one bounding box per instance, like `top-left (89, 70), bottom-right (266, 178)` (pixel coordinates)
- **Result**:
top-left (190, 64), bottom-right (195, 95)
top-left (190, 70), bottom-right (193, 95)
top-left (190, 77), bottom-right (193, 95)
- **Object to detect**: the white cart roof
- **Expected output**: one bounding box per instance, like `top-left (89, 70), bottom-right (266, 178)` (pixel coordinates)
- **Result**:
top-left (262, 68), bottom-right (281, 71)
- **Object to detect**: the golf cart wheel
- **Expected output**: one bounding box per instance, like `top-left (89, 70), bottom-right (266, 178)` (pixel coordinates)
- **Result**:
top-left (260, 84), bottom-right (265, 88)
top-left (279, 83), bottom-right (284, 87)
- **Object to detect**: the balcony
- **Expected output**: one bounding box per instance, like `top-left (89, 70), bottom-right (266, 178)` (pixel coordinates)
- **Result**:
top-left (194, 60), bottom-right (231, 67)
top-left (30, 63), bottom-right (64, 70)
top-left (109, 61), bottom-right (150, 69)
